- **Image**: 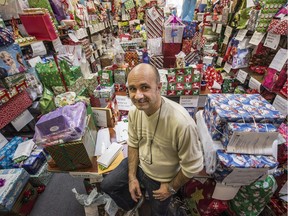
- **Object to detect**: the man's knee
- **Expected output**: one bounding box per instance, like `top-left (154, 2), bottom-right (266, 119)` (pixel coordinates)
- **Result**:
top-left (100, 176), bottom-right (110, 193)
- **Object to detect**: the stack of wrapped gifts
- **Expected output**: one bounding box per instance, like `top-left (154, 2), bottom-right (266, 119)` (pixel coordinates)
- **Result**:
top-left (33, 102), bottom-right (97, 171)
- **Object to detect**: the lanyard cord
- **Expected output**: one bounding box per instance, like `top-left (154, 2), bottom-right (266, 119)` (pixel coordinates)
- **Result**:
top-left (140, 99), bottom-right (163, 142)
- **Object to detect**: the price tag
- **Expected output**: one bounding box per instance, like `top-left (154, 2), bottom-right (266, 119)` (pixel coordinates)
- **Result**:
top-left (235, 29), bottom-right (248, 41)
top-left (269, 48), bottom-right (288, 71)
top-left (264, 32), bottom-right (280, 50)
top-left (223, 36), bottom-right (229, 44)
top-left (223, 62), bottom-right (232, 73)
top-left (216, 23), bottom-right (222, 34)
top-left (224, 26), bottom-right (233, 37)
top-left (273, 95), bottom-right (288, 116)
top-left (249, 31), bottom-right (265, 46)
top-left (0, 133), bottom-right (8, 150)
top-left (248, 77), bottom-right (261, 92)
top-left (212, 23), bottom-right (216, 32)
top-left (11, 110), bottom-right (34, 131)
top-left (216, 57), bottom-right (223, 66)
top-left (68, 33), bottom-right (79, 42)
top-left (236, 69), bottom-right (248, 83)
top-left (179, 96), bottom-right (199, 107)
top-left (31, 41), bottom-right (47, 57)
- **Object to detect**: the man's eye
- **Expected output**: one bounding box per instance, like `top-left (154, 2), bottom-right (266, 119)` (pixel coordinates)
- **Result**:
top-left (141, 86), bottom-right (148, 90)
top-left (129, 87), bottom-right (136, 91)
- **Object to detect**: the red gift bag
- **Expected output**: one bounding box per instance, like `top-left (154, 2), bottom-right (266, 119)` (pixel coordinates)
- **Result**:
top-left (163, 43), bottom-right (182, 57)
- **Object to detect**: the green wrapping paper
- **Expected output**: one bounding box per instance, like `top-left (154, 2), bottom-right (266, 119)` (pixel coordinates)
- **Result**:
top-left (0, 73), bottom-right (26, 89)
top-left (39, 88), bottom-right (56, 114)
top-left (35, 60), bottom-right (82, 89)
top-left (52, 77), bottom-right (85, 95)
top-left (228, 175), bottom-right (276, 216)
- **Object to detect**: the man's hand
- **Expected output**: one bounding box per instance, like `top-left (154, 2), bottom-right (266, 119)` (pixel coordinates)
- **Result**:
top-left (129, 178), bottom-right (142, 202)
top-left (152, 183), bottom-right (171, 201)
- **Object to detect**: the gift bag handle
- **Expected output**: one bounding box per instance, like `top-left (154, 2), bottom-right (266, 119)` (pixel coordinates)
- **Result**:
top-left (53, 53), bottom-right (68, 92)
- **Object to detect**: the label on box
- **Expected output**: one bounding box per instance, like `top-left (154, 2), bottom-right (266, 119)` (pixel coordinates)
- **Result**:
top-left (116, 95), bottom-right (132, 111)
top-left (248, 77), bottom-right (261, 92)
top-left (235, 29), bottom-right (248, 41)
top-left (223, 62), bottom-right (232, 73)
top-left (249, 31), bottom-right (265, 46)
top-left (236, 69), bottom-right (248, 84)
top-left (224, 26), bottom-right (233, 37)
top-left (179, 96), bottom-right (199, 107)
top-left (264, 32), bottom-right (280, 50)
top-left (273, 95), bottom-right (288, 116)
top-left (269, 48), bottom-right (288, 71)
top-left (0, 133), bottom-right (8, 150)
top-left (31, 41), bottom-right (47, 57)
top-left (216, 24), bottom-right (222, 34)
top-left (11, 110), bottom-right (34, 132)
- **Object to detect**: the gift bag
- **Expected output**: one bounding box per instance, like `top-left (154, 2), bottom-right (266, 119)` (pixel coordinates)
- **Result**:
top-left (147, 37), bottom-right (162, 56)
top-left (0, 43), bottom-right (28, 76)
top-left (145, 6), bottom-right (164, 39)
top-left (0, 0), bottom-right (28, 20)
top-left (164, 15), bottom-right (185, 43)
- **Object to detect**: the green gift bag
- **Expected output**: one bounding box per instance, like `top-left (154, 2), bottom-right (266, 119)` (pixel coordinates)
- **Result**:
top-left (35, 60), bottom-right (82, 90)
top-left (39, 88), bottom-right (56, 114)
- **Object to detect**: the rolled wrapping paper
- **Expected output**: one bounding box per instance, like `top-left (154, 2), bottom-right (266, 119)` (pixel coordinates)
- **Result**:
top-left (33, 102), bottom-right (87, 145)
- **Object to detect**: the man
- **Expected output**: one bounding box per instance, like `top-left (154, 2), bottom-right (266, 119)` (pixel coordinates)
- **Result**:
top-left (101, 63), bottom-right (204, 215)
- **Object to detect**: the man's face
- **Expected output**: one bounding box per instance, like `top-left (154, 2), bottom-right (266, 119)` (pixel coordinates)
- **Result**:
top-left (127, 67), bottom-right (162, 115)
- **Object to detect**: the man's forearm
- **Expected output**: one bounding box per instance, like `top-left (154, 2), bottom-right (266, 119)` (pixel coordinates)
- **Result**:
top-left (169, 170), bottom-right (191, 191)
top-left (128, 146), bottom-right (139, 181)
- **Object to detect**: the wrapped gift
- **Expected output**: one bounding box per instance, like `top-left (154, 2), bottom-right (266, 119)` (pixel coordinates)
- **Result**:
top-left (44, 115), bottom-right (96, 171)
top-left (268, 19), bottom-right (288, 35)
top-left (29, 162), bottom-right (53, 187)
top-left (280, 80), bottom-right (288, 98)
top-left (0, 73), bottom-right (26, 89)
top-left (268, 197), bottom-right (288, 215)
top-left (98, 70), bottom-right (114, 87)
top-left (0, 168), bottom-right (30, 212)
top-left (222, 123), bottom-right (277, 147)
top-left (52, 77), bottom-right (86, 96)
top-left (113, 69), bottom-right (126, 85)
top-left (228, 175), bottom-right (276, 215)
top-left (0, 88), bottom-right (10, 106)
top-left (93, 84), bottom-right (115, 99)
top-left (213, 150), bottom-right (278, 183)
top-left (34, 102), bottom-right (87, 145)
top-left (163, 57), bottom-right (176, 69)
top-left (162, 43), bottom-right (181, 57)
top-left (185, 51), bottom-right (201, 64)
top-left (0, 43), bottom-right (28, 76)
top-left (0, 90), bottom-right (33, 129)
top-left (203, 94), bottom-right (285, 140)
top-left (124, 51), bottom-right (139, 68)
top-left (150, 55), bottom-right (164, 69)
top-left (181, 39), bottom-right (192, 55)
top-left (0, 137), bottom-right (24, 169)
top-left (145, 6), bottom-right (164, 39)
top-left (147, 38), bottom-right (162, 56)
top-left (182, 21), bottom-right (197, 39)
top-left (183, 178), bottom-right (228, 216)
top-left (164, 15), bottom-right (185, 43)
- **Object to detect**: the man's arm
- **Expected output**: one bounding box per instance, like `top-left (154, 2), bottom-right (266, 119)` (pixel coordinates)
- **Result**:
top-left (128, 146), bottom-right (139, 181)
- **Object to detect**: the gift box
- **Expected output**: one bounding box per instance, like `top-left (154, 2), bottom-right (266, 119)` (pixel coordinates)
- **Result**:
top-left (162, 43), bottom-right (181, 57)
top-left (185, 51), bottom-right (201, 64)
top-left (52, 77), bottom-right (86, 96)
top-left (163, 57), bottom-right (176, 68)
top-left (0, 88), bottom-right (10, 106)
top-left (181, 39), bottom-right (192, 55)
top-left (164, 15), bottom-right (185, 43)
top-left (145, 6), bottom-right (164, 39)
top-left (0, 137), bottom-right (24, 169)
top-left (98, 70), bottom-right (114, 87)
top-left (0, 43), bottom-right (28, 76)
top-left (19, 148), bottom-right (47, 175)
top-left (113, 69), bottom-right (126, 85)
top-left (0, 73), bottom-right (26, 89)
top-left (268, 197), bottom-right (288, 215)
top-left (203, 94), bottom-right (285, 140)
top-left (183, 178), bottom-right (228, 216)
top-left (222, 123), bottom-right (278, 148)
top-left (228, 175), bottom-right (276, 216)
top-left (150, 55), bottom-right (164, 69)
top-left (44, 114), bottom-right (97, 171)
top-left (34, 102), bottom-right (87, 145)
top-left (93, 84), bottom-right (115, 99)
top-left (124, 51), bottom-right (139, 68)
top-left (0, 90), bottom-right (33, 129)
top-left (183, 21), bottom-right (197, 39)
top-left (29, 162), bottom-right (53, 187)
top-left (0, 168), bottom-right (30, 212)
top-left (268, 19), bottom-right (288, 35)
top-left (213, 150), bottom-right (278, 183)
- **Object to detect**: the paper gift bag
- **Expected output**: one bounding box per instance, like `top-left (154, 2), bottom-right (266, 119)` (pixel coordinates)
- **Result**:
top-left (145, 6), bottom-right (164, 39)
top-left (162, 43), bottom-right (181, 57)
top-left (125, 51), bottom-right (139, 68)
top-left (44, 115), bottom-right (97, 171)
top-left (150, 55), bottom-right (164, 69)
top-left (164, 15), bottom-right (185, 43)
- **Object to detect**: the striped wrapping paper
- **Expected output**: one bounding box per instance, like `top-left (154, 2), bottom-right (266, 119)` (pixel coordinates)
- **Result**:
top-left (150, 55), bottom-right (164, 69)
top-left (145, 6), bottom-right (164, 39)
top-left (185, 51), bottom-right (201, 64)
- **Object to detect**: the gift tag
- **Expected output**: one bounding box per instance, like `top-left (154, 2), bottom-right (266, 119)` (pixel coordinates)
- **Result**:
top-left (52, 37), bottom-right (63, 52)
top-left (31, 41), bottom-right (47, 57)
top-left (236, 69), bottom-right (248, 84)
top-left (0, 133), bottom-right (8, 150)
top-left (68, 33), bottom-right (79, 42)
top-left (179, 96), bottom-right (199, 107)
top-left (248, 77), bottom-right (261, 92)
top-left (235, 29), bottom-right (248, 41)
top-left (223, 62), bottom-right (232, 73)
top-left (249, 31), bottom-right (265, 45)
top-left (216, 57), bottom-right (223, 66)
top-left (269, 48), bottom-right (288, 71)
top-left (273, 95), bottom-right (288, 116)
top-left (223, 36), bottom-right (229, 44)
top-left (264, 32), bottom-right (280, 50)
top-left (11, 110), bottom-right (34, 132)
top-left (147, 7), bottom-right (160, 21)
top-left (224, 26), bottom-right (233, 37)
top-left (216, 23), bottom-right (222, 34)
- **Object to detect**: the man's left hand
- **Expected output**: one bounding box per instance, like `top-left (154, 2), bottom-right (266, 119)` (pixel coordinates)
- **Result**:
top-left (152, 183), bottom-right (171, 201)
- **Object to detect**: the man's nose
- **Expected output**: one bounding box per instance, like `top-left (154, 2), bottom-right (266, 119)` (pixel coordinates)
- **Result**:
top-left (135, 89), bottom-right (144, 99)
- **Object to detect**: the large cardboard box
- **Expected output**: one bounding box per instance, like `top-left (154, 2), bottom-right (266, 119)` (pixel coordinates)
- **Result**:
top-left (44, 115), bottom-right (97, 171)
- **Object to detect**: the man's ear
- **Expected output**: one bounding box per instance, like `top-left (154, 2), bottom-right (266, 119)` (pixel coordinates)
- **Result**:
top-left (157, 82), bottom-right (162, 91)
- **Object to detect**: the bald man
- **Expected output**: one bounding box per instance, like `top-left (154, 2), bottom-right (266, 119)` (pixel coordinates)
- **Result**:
top-left (101, 63), bottom-right (204, 216)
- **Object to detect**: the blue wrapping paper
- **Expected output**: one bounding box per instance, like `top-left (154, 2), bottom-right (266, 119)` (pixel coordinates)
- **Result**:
top-left (213, 150), bottom-right (278, 182)
top-left (0, 137), bottom-right (24, 169)
top-left (222, 123), bottom-right (278, 147)
top-left (0, 168), bottom-right (30, 212)
top-left (203, 94), bottom-right (285, 140)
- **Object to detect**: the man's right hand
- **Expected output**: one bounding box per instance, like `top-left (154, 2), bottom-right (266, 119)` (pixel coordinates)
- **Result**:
top-left (129, 178), bottom-right (142, 202)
